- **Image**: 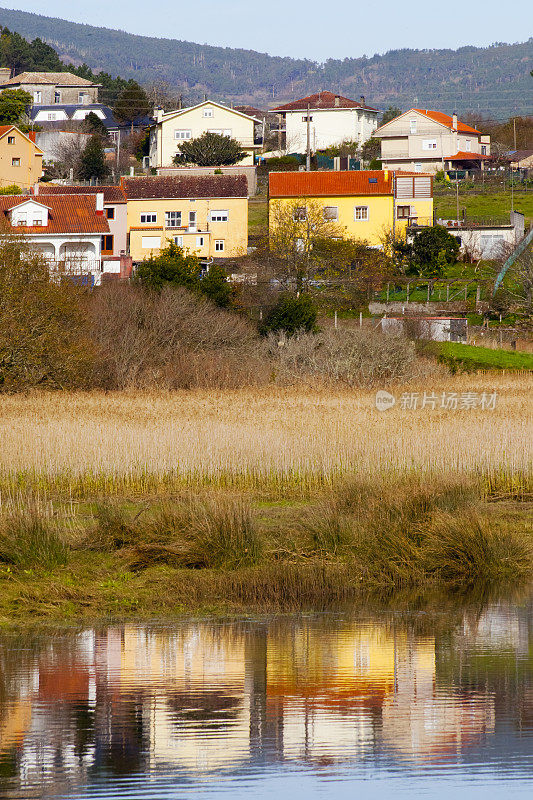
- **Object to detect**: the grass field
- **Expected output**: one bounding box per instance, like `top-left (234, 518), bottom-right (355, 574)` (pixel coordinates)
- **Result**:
top-left (434, 190), bottom-right (533, 224)
top-left (248, 197), bottom-right (267, 237)
top-left (435, 343), bottom-right (533, 372)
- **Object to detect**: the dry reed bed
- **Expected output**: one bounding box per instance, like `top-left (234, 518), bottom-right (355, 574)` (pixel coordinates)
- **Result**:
top-left (0, 374), bottom-right (530, 497)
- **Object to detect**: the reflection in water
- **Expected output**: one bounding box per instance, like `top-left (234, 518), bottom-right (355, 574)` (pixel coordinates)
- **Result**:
top-left (0, 597), bottom-right (532, 798)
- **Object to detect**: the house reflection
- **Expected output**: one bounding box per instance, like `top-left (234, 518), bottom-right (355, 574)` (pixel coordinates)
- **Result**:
top-left (0, 602), bottom-right (531, 794)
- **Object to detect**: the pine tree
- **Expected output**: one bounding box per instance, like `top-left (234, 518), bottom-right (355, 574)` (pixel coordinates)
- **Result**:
top-left (113, 81), bottom-right (151, 124)
top-left (77, 135), bottom-right (110, 181)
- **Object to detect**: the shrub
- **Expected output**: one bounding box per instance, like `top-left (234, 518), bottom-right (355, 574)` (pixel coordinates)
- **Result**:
top-left (0, 510), bottom-right (68, 570)
top-left (410, 225), bottom-right (460, 277)
top-left (0, 184), bottom-right (21, 195)
top-left (268, 327), bottom-right (417, 386)
top-left (260, 294), bottom-right (317, 336)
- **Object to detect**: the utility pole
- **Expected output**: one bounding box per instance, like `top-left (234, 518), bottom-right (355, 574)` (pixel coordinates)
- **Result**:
top-left (116, 129), bottom-right (121, 175)
top-left (456, 175), bottom-right (459, 224)
top-left (511, 117), bottom-right (517, 215)
top-left (306, 104), bottom-right (311, 172)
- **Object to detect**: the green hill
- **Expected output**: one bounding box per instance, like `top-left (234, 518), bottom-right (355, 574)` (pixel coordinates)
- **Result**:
top-left (0, 7), bottom-right (531, 117)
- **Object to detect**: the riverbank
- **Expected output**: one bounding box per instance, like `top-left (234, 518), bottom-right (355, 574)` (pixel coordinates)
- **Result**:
top-left (0, 376), bottom-right (531, 621)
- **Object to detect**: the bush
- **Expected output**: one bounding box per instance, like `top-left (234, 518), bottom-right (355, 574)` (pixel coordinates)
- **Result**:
top-left (0, 184), bottom-right (22, 195)
top-left (260, 294), bottom-right (317, 336)
top-left (411, 225), bottom-right (460, 277)
top-left (268, 328), bottom-right (417, 386)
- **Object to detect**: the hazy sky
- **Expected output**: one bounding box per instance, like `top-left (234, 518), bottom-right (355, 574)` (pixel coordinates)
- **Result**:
top-left (6, 1), bottom-right (533, 61)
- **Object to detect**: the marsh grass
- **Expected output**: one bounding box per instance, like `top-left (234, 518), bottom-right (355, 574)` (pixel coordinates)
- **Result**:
top-left (0, 508), bottom-right (68, 570)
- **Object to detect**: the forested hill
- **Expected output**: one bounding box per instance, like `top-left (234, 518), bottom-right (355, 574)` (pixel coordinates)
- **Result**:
top-left (0, 6), bottom-right (531, 118)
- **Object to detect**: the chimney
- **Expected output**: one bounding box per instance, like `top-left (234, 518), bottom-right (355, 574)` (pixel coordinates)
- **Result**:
top-left (360, 95), bottom-right (365, 106)
top-left (178, 94), bottom-right (183, 110)
top-left (452, 112), bottom-right (458, 131)
top-left (0, 67), bottom-right (11, 84)
top-left (33, 182), bottom-right (39, 196)
top-left (96, 192), bottom-right (104, 216)
top-left (334, 94), bottom-right (340, 107)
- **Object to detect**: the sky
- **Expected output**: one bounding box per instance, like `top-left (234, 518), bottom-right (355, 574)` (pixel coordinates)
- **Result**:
top-left (5, 1), bottom-right (533, 61)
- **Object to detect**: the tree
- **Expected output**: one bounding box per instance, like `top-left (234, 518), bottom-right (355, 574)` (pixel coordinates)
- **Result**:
top-left (380, 106), bottom-right (401, 126)
top-left (82, 112), bottom-right (108, 138)
top-left (200, 263), bottom-right (233, 308)
top-left (360, 136), bottom-right (381, 163)
top-left (175, 132), bottom-right (246, 167)
top-left (0, 235), bottom-right (94, 390)
top-left (0, 89), bottom-right (32, 126)
top-left (135, 241), bottom-right (202, 292)
top-left (113, 81), bottom-right (151, 125)
top-left (260, 294), bottom-right (317, 336)
top-left (77, 135), bottom-right (110, 181)
top-left (410, 225), bottom-right (460, 277)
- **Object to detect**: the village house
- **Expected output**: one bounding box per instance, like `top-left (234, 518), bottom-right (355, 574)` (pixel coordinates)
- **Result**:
top-left (149, 101), bottom-right (260, 168)
top-left (0, 69), bottom-right (99, 105)
top-left (121, 174), bottom-right (249, 262)
top-left (29, 104), bottom-right (153, 143)
top-left (374, 109), bottom-right (491, 174)
top-left (37, 184), bottom-right (128, 259)
top-left (268, 170), bottom-right (434, 248)
top-left (272, 91), bottom-right (379, 154)
top-left (0, 125), bottom-right (43, 189)
top-left (0, 192), bottom-right (114, 284)
top-left (437, 211), bottom-right (525, 260)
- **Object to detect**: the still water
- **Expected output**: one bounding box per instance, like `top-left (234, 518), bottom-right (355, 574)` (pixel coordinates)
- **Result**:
top-left (0, 597), bottom-right (532, 799)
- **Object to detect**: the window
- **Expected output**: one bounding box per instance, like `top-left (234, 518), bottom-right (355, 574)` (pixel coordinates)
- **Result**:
top-left (165, 211), bottom-right (182, 228)
top-left (397, 205), bottom-right (411, 219)
top-left (422, 139), bottom-right (437, 150)
top-left (32, 219), bottom-right (42, 226)
top-left (223, 129), bottom-right (232, 137)
top-left (414, 163), bottom-right (423, 172)
top-left (78, 92), bottom-right (88, 104)
top-left (203, 108), bottom-right (214, 117)
top-left (302, 115), bottom-right (313, 122)
top-left (196, 236), bottom-right (205, 247)
top-left (11, 158), bottom-right (20, 167)
top-left (54, 91), bottom-right (61, 103)
top-left (141, 235), bottom-right (161, 249)
top-left (101, 235), bottom-right (114, 253)
top-left (354, 206), bottom-right (369, 220)
top-left (17, 215), bottom-right (26, 226)
top-left (189, 211), bottom-right (196, 227)
top-left (214, 239), bottom-right (225, 252)
top-left (33, 91), bottom-right (42, 103)
top-left (207, 129), bottom-right (223, 135)
top-left (174, 129), bottom-right (192, 140)
top-left (105, 207), bottom-right (115, 220)
top-left (293, 206), bottom-right (307, 221)
top-left (210, 210), bottom-right (228, 222)
top-left (481, 145), bottom-right (487, 155)
top-left (409, 119), bottom-right (417, 134)
top-left (174, 236), bottom-right (183, 247)
top-left (7, 136), bottom-right (15, 145)
top-left (140, 212), bottom-right (157, 223)
top-left (465, 140), bottom-right (471, 152)
top-left (47, 113), bottom-right (56, 121)
top-left (323, 206), bottom-right (338, 220)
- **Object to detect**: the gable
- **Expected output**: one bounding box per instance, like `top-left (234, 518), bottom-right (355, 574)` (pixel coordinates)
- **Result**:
top-left (159, 101), bottom-right (260, 125)
top-left (0, 126), bottom-right (43, 152)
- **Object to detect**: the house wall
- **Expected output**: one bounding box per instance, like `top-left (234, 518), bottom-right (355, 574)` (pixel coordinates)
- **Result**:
top-left (445, 226), bottom-right (517, 259)
top-left (126, 196), bottom-right (248, 261)
top-left (269, 194), bottom-right (433, 247)
top-left (34, 131), bottom-right (91, 164)
top-left (284, 108), bottom-right (378, 154)
top-left (105, 202), bottom-right (128, 256)
top-left (13, 84), bottom-right (98, 105)
top-left (150, 103), bottom-right (257, 168)
top-left (26, 233), bottom-right (104, 283)
top-left (0, 129), bottom-right (43, 189)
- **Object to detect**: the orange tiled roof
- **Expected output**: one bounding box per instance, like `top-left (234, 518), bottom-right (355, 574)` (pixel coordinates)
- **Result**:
top-left (0, 125), bottom-right (40, 146)
top-left (446, 151), bottom-right (490, 160)
top-left (0, 194), bottom-right (109, 234)
top-left (269, 170), bottom-right (393, 197)
top-left (38, 184), bottom-right (127, 203)
top-left (273, 91), bottom-right (377, 112)
top-left (412, 109), bottom-right (481, 135)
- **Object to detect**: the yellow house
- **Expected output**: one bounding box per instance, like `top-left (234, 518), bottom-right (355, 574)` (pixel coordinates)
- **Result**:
top-left (0, 125), bottom-right (43, 189)
top-left (149, 100), bottom-right (261, 168)
top-left (268, 169), bottom-right (433, 247)
top-left (121, 174), bottom-right (249, 262)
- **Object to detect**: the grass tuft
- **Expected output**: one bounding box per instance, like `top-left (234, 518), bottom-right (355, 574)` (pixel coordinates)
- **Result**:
top-left (0, 508), bottom-right (68, 570)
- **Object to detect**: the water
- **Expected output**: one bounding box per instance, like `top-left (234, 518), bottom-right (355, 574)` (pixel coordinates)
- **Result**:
top-left (1, 596), bottom-right (532, 798)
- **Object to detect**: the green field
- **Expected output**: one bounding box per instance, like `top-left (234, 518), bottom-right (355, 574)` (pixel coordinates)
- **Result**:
top-left (436, 342), bottom-right (533, 371)
top-left (249, 198), bottom-right (268, 237)
top-left (434, 191), bottom-right (533, 225)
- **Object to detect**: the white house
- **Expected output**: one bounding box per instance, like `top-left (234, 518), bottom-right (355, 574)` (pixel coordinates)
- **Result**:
top-left (149, 101), bottom-right (261, 168)
top-left (272, 91), bottom-right (379, 154)
top-left (374, 109), bottom-right (491, 174)
top-left (0, 193), bottom-right (112, 285)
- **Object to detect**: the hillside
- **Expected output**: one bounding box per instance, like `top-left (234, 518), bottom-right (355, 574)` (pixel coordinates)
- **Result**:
top-left (0, 7), bottom-right (532, 117)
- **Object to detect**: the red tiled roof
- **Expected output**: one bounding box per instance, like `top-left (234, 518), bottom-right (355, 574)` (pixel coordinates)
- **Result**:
top-left (269, 170), bottom-right (393, 197)
top-left (0, 125), bottom-right (40, 147)
top-left (38, 184), bottom-right (126, 203)
top-left (121, 174), bottom-right (248, 199)
top-left (0, 194), bottom-right (109, 234)
top-left (446, 151), bottom-right (490, 160)
top-left (273, 91), bottom-right (377, 112)
top-left (412, 109), bottom-right (481, 135)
